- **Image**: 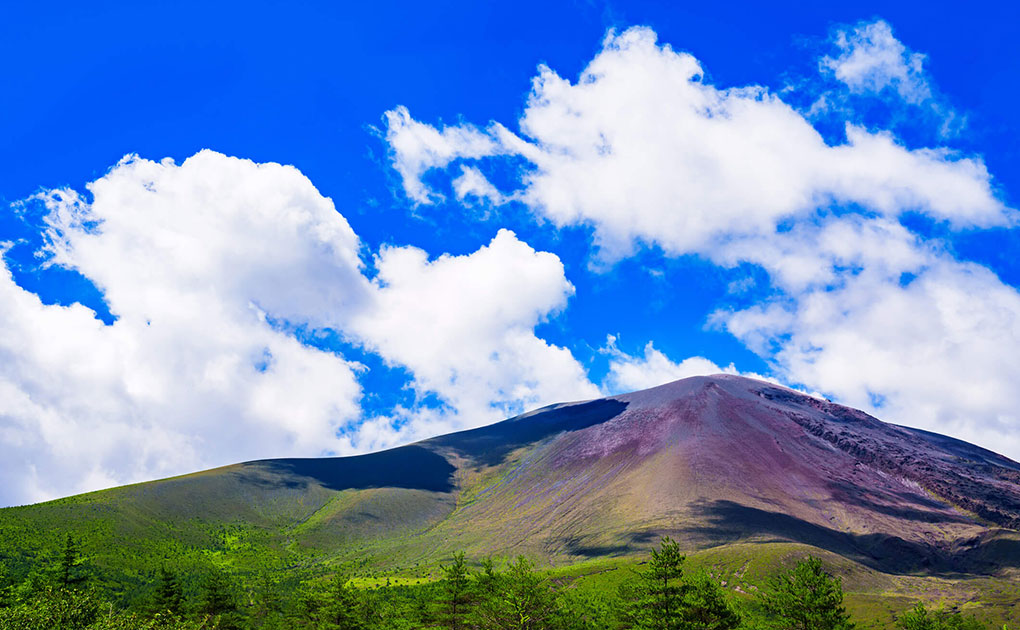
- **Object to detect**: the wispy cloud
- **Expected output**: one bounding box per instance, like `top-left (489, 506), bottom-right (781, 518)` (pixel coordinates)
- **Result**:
top-left (813, 19), bottom-right (964, 139)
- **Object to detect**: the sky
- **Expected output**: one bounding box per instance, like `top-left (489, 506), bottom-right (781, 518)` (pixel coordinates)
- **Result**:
top-left (1, 1), bottom-right (1019, 506)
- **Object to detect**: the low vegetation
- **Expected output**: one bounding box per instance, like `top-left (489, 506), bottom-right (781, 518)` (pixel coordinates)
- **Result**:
top-left (0, 536), bottom-right (1005, 630)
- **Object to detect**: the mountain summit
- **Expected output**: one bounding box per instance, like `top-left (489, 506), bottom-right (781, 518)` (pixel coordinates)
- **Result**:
top-left (3, 375), bottom-right (1019, 575)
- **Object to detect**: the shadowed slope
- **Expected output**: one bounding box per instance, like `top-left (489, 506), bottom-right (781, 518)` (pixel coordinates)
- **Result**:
top-left (430, 398), bottom-right (629, 466)
top-left (241, 445), bottom-right (457, 493)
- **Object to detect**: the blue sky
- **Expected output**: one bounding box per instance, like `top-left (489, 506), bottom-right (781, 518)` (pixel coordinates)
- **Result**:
top-left (1, 1), bottom-right (1019, 505)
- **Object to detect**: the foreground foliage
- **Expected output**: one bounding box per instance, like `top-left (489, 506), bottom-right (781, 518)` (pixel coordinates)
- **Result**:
top-left (0, 537), bottom-right (1004, 630)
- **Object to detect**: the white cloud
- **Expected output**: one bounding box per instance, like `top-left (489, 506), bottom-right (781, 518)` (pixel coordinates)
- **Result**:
top-left (452, 165), bottom-right (504, 206)
top-left (383, 106), bottom-right (504, 205)
top-left (385, 27), bottom-right (1007, 262)
top-left (2, 152), bottom-right (368, 505)
top-left (602, 336), bottom-right (732, 393)
top-left (601, 335), bottom-right (780, 394)
top-left (1, 151), bottom-right (594, 505)
top-left (821, 19), bottom-right (931, 104)
top-left (351, 228), bottom-right (598, 429)
top-left (816, 19), bottom-right (963, 138)
top-left (713, 215), bottom-right (932, 294)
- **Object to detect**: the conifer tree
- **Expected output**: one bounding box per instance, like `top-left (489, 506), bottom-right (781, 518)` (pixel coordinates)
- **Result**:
top-left (758, 556), bottom-right (854, 630)
top-left (0, 561), bottom-right (11, 609)
top-left (475, 556), bottom-right (500, 599)
top-left (58, 533), bottom-right (88, 590)
top-left (627, 536), bottom-right (687, 630)
top-left (475, 556), bottom-right (557, 630)
top-left (440, 550), bottom-right (473, 629)
top-left (307, 573), bottom-right (365, 630)
top-left (553, 587), bottom-right (617, 630)
top-left (679, 570), bottom-right (741, 630)
top-left (199, 566), bottom-right (241, 630)
top-left (249, 571), bottom-right (285, 628)
top-left (152, 565), bottom-right (185, 615)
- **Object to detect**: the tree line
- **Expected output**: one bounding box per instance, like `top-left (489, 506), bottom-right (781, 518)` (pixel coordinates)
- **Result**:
top-left (0, 535), bottom-right (1003, 629)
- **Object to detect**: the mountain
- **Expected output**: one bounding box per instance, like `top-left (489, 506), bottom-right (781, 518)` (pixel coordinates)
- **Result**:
top-left (2, 374), bottom-right (1019, 585)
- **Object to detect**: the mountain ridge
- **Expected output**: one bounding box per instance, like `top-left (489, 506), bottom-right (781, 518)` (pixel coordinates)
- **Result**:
top-left (2, 373), bottom-right (1019, 582)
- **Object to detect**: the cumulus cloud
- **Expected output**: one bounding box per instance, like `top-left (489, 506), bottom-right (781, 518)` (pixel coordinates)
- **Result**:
top-left (713, 215), bottom-right (932, 294)
top-left (381, 24), bottom-right (1020, 461)
top-left (1, 151), bottom-right (593, 505)
top-left (812, 19), bottom-right (963, 139)
top-left (2, 152), bottom-right (367, 505)
top-left (386, 27), bottom-right (1006, 262)
top-left (350, 228), bottom-right (598, 435)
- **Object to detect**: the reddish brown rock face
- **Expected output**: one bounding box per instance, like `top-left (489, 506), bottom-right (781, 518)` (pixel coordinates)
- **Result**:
top-left (415, 374), bottom-right (1020, 572)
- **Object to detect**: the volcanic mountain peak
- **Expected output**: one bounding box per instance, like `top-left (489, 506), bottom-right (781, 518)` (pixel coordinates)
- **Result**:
top-left (412, 373), bottom-right (1020, 570)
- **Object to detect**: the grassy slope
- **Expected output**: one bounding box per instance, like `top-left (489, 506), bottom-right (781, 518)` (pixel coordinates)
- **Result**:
top-left (3, 456), bottom-right (1019, 627)
top-left (546, 544), bottom-right (1020, 629)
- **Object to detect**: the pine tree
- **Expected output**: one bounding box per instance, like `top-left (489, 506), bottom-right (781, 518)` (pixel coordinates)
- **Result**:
top-left (475, 556), bottom-right (557, 630)
top-left (553, 587), bottom-right (618, 630)
top-left (628, 536), bottom-right (687, 630)
top-left (57, 534), bottom-right (88, 590)
top-left (199, 566), bottom-right (241, 630)
top-left (249, 571), bottom-right (284, 628)
top-left (476, 556), bottom-right (500, 599)
top-left (679, 570), bottom-right (741, 630)
top-left (0, 561), bottom-right (13, 609)
top-left (316, 574), bottom-right (366, 630)
top-left (758, 556), bottom-right (854, 630)
top-left (439, 551), bottom-right (473, 629)
top-left (152, 565), bottom-right (185, 615)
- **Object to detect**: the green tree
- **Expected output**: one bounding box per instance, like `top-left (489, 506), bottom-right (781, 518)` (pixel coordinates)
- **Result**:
top-left (626, 536), bottom-right (687, 629)
top-left (58, 534), bottom-right (88, 590)
top-left (198, 566), bottom-right (241, 630)
top-left (621, 538), bottom-right (739, 630)
top-left (679, 570), bottom-right (740, 630)
top-left (358, 585), bottom-right (422, 630)
top-left (475, 556), bottom-right (557, 630)
top-left (248, 572), bottom-right (285, 629)
top-left (439, 551), bottom-right (473, 629)
top-left (896, 602), bottom-right (986, 630)
top-left (0, 585), bottom-right (103, 630)
top-left (757, 556), bottom-right (854, 630)
top-left (299, 574), bottom-right (366, 630)
top-left (408, 583), bottom-right (437, 629)
top-left (0, 561), bottom-right (13, 609)
top-left (553, 587), bottom-right (618, 630)
top-left (475, 556), bottom-right (500, 600)
top-left (152, 566), bottom-right (185, 616)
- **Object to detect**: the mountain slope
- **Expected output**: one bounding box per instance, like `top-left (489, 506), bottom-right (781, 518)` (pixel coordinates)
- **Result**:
top-left (2, 374), bottom-right (1019, 581)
